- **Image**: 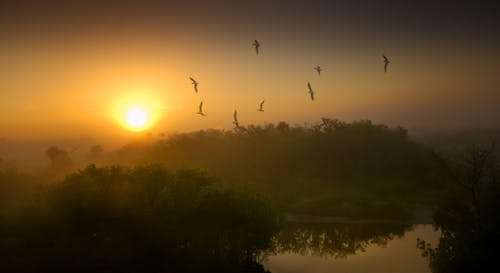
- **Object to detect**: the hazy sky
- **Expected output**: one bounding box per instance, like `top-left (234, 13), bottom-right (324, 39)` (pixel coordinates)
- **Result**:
top-left (1, 0), bottom-right (499, 141)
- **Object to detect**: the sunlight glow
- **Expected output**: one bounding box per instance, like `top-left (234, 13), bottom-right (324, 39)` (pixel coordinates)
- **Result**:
top-left (113, 92), bottom-right (162, 132)
top-left (125, 107), bottom-right (149, 129)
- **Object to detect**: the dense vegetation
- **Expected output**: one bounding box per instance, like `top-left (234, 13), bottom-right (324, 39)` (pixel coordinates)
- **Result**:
top-left (1, 164), bottom-right (281, 273)
top-left (0, 118), bottom-right (463, 223)
top-left (0, 164), bottom-right (33, 214)
top-left (2, 119), bottom-right (499, 272)
top-left (117, 118), bottom-right (445, 219)
top-left (418, 143), bottom-right (500, 273)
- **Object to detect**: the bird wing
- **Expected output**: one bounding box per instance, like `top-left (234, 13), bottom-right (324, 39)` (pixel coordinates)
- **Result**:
top-left (190, 77), bottom-right (195, 84)
top-left (307, 82), bottom-right (312, 92)
top-left (199, 101), bottom-right (203, 112)
top-left (260, 100), bottom-right (265, 107)
top-left (310, 91), bottom-right (315, 100)
top-left (384, 62), bottom-right (389, 72)
top-left (253, 40), bottom-right (260, 54)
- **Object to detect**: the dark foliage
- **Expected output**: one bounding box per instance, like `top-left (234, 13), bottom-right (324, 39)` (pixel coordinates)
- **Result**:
top-left (45, 145), bottom-right (73, 173)
top-left (418, 143), bottom-right (500, 273)
top-left (119, 119), bottom-right (444, 219)
top-left (1, 164), bottom-right (280, 273)
top-left (146, 119), bottom-right (437, 185)
top-left (0, 165), bottom-right (33, 213)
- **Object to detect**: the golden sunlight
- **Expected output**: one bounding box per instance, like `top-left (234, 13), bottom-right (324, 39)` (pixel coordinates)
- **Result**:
top-left (113, 92), bottom-right (162, 132)
top-left (125, 107), bottom-right (149, 130)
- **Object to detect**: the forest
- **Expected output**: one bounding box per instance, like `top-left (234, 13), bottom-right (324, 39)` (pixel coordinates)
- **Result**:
top-left (1, 118), bottom-right (499, 272)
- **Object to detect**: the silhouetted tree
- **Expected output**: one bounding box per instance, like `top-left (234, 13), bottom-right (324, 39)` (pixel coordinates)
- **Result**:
top-left (88, 145), bottom-right (103, 159)
top-left (418, 142), bottom-right (500, 273)
top-left (275, 121), bottom-right (290, 134)
top-left (45, 146), bottom-right (73, 172)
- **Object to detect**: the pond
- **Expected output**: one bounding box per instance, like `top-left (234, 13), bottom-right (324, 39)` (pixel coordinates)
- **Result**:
top-left (264, 223), bottom-right (439, 273)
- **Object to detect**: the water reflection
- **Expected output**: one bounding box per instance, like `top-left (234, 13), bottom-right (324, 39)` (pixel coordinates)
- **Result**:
top-left (417, 143), bottom-right (500, 273)
top-left (270, 222), bottom-right (412, 258)
top-left (266, 223), bottom-right (439, 273)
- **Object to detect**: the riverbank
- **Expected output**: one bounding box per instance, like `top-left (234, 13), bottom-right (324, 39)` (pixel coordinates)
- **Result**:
top-left (283, 205), bottom-right (435, 225)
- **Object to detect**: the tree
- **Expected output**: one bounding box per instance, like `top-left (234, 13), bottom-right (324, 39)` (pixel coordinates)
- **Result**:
top-left (2, 164), bottom-right (281, 273)
top-left (88, 145), bottom-right (103, 159)
top-left (45, 146), bottom-right (73, 171)
top-left (418, 142), bottom-right (500, 273)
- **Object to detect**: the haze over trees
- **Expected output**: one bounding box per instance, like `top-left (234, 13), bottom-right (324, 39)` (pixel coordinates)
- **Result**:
top-left (45, 146), bottom-right (73, 173)
top-left (114, 118), bottom-right (445, 219)
top-left (1, 118), bottom-right (499, 272)
top-left (1, 164), bottom-right (280, 273)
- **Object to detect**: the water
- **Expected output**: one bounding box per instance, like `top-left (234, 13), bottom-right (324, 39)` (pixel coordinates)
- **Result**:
top-left (264, 224), bottom-right (439, 273)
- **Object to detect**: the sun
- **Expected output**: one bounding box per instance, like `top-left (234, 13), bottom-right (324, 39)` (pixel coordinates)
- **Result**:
top-left (113, 93), bottom-right (162, 132)
top-left (125, 107), bottom-right (149, 130)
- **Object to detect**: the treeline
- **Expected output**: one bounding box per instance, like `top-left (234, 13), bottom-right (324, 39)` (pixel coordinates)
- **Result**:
top-left (115, 118), bottom-right (446, 218)
top-left (1, 164), bottom-right (280, 273)
top-left (2, 118), bottom-right (447, 220)
top-left (145, 118), bottom-right (440, 187)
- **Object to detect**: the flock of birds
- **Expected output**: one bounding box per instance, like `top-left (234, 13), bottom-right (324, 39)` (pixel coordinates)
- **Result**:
top-left (189, 40), bottom-right (391, 129)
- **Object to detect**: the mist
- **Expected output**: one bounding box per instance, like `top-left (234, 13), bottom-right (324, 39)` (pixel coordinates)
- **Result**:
top-left (1, 1), bottom-right (500, 273)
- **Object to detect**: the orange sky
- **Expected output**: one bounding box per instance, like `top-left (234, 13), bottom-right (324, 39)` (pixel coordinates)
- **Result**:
top-left (1, 1), bottom-right (499, 141)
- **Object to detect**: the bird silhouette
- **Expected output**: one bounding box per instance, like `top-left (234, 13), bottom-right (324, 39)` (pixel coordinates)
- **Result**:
top-left (258, 100), bottom-right (265, 112)
top-left (189, 77), bottom-right (199, 93)
top-left (233, 110), bottom-right (240, 128)
top-left (382, 55), bottom-right (390, 73)
top-left (314, 66), bottom-right (322, 76)
top-left (252, 40), bottom-right (260, 55)
top-left (197, 101), bottom-right (206, 116)
top-left (307, 82), bottom-right (315, 101)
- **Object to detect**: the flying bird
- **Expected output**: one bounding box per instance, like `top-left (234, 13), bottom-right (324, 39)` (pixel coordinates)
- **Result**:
top-left (307, 81), bottom-right (315, 101)
top-left (314, 66), bottom-right (322, 76)
top-left (233, 110), bottom-right (240, 128)
top-left (258, 100), bottom-right (265, 112)
top-left (382, 55), bottom-right (390, 73)
top-left (189, 77), bottom-right (199, 93)
top-left (197, 101), bottom-right (206, 116)
top-left (252, 40), bottom-right (260, 55)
